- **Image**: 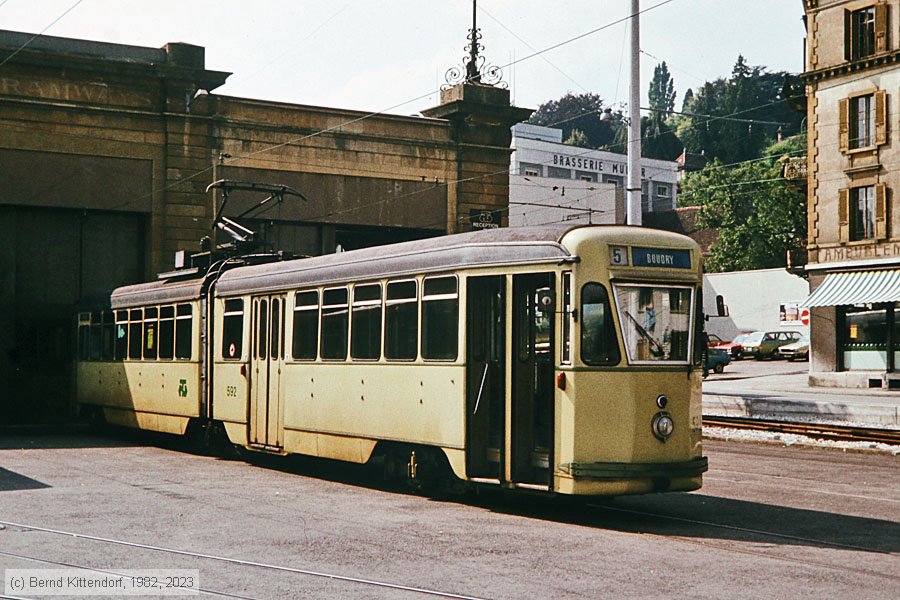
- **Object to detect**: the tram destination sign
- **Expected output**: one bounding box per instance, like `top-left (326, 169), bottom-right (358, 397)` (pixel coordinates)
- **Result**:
top-left (631, 247), bottom-right (692, 269)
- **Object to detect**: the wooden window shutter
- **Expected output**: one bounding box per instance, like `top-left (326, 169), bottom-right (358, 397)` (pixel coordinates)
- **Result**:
top-left (875, 183), bottom-right (888, 240)
top-left (839, 188), bottom-right (850, 242)
top-left (839, 98), bottom-right (850, 152)
top-left (845, 10), bottom-right (852, 61)
top-left (875, 3), bottom-right (889, 53)
top-left (875, 90), bottom-right (888, 145)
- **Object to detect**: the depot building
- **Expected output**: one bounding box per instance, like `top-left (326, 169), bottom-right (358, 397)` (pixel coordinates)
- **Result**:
top-left (0, 28), bottom-right (530, 423)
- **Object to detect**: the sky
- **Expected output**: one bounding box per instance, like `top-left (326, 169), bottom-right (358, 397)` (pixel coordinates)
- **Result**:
top-left (0, 0), bottom-right (806, 117)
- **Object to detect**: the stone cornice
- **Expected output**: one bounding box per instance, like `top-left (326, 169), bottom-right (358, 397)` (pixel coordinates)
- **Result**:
top-left (802, 50), bottom-right (900, 83)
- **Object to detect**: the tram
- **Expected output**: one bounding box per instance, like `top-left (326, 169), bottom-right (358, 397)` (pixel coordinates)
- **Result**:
top-left (75, 224), bottom-right (708, 496)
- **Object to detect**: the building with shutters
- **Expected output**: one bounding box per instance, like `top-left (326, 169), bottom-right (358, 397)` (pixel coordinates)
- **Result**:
top-left (802, 0), bottom-right (900, 388)
top-left (0, 29), bottom-right (530, 423)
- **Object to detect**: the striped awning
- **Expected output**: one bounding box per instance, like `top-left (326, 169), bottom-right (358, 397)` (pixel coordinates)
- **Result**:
top-left (802, 269), bottom-right (900, 307)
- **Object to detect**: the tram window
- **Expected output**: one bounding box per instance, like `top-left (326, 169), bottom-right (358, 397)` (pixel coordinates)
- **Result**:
top-left (351, 283), bottom-right (382, 360)
top-left (422, 276), bottom-right (458, 360)
top-left (115, 311), bottom-right (128, 360)
top-left (175, 304), bottom-right (192, 359)
top-left (101, 311), bottom-right (115, 361)
top-left (222, 299), bottom-right (244, 360)
top-left (143, 307), bottom-right (158, 360)
top-left (385, 280), bottom-right (417, 360)
top-left (89, 312), bottom-right (102, 361)
top-left (613, 285), bottom-right (692, 363)
top-left (581, 283), bottom-right (620, 366)
top-left (562, 273), bottom-right (572, 364)
top-left (257, 299), bottom-right (268, 359)
top-left (292, 291), bottom-right (319, 360)
top-left (128, 309), bottom-right (142, 359)
top-left (321, 287), bottom-right (349, 360)
top-left (270, 298), bottom-right (282, 360)
top-left (77, 313), bottom-right (91, 360)
top-left (158, 306), bottom-right (175, 360)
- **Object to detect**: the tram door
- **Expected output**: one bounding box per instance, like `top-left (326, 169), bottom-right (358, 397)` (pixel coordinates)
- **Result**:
top-left (511, 273), bottom-right (555, 486)
top-left (249, 295), bottom-right (286, 449)
top-left (465, 276), bottom-right (506, 480)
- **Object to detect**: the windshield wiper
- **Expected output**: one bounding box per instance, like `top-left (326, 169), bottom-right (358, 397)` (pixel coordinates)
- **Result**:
top-left (624, 311), bottom-right (666, 358)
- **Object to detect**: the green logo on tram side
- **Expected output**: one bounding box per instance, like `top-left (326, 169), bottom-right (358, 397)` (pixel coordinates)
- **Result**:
top-left (178, 379), bottom-right (188, 397)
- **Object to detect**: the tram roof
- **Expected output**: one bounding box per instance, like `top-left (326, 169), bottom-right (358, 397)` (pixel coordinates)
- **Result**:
top-left (107, 277), bottom-right (205, 309)
top-left (215, 224), bottom-right (582, 296)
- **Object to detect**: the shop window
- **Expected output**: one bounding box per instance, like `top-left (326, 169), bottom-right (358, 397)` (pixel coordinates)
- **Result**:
top-left (222, 299), bottom-right (244, 360)
top-left (351, 284), bottom-right (382, 360)
top-left (175, 304), bottom-right (192, 359)
top-left (842, 305), bottom-right (887, 370)
top-left (422, 276), bottom-right (458, 360)
top-left (580, 283), bottom-right (620, 366)
top-left (321, 287), bottom-right (349, 360)
top-left (292, 291), bottom-right (319, 360)
top-left (385, 280), bottom-right (417, 360)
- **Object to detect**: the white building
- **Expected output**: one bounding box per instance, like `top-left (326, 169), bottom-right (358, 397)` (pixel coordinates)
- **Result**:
top-left (509, 123), bottom-right (680, 227)
top-left (703, 268), bottom-right (811, 340)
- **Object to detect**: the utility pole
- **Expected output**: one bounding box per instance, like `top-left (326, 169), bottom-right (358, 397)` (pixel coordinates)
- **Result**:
top-left (627, 0), bottom-right (642, 226)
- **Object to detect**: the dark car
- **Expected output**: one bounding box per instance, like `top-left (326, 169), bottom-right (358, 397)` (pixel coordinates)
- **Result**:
top-left (706, 347), bottom-right (731, 374)
top-left (714, 333), bottom-right (751, 360)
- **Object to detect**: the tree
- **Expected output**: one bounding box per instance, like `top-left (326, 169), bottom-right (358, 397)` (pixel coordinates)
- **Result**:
top-left (528, 92), bottom-right (622, 149)
top-left (648, 62), bottom-right (676, 119)
top-left (564, 128), bottom-right (591, 148)
top-left (678, 135), bottom-right (807, 272)
top-left (678, 56), bottom-right (804, 165)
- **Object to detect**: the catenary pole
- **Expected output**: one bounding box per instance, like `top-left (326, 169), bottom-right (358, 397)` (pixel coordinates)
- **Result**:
top-left (627, 0), bottom-right (642, 226)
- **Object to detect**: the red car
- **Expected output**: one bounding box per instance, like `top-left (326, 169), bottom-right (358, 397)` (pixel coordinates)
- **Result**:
top-left (714, 333), bottom-right (751, 360)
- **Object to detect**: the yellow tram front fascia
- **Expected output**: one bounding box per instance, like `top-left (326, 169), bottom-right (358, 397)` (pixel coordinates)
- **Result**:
top-left (553, 226), bottom-right (706, 496)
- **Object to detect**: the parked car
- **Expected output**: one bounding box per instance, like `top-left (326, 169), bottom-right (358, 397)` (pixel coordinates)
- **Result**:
top-left (706, 346), bottom-right (731, 374)
top-left (778, 333), bottom-right (810, 361)
top-left (706, 333), bottom-right (726, 347)
top-left (743, 330), bottom-right (804, 360)
top-left (714, 333), bottom-right (751, 360)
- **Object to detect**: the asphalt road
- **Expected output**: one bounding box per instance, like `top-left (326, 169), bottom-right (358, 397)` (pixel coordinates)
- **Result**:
top-left (1, 431), bottom-right (898, 599)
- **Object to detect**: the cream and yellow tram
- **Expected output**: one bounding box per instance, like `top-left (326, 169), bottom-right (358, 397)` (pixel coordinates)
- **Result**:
top-left (76, 225), bottom-right (708, 496)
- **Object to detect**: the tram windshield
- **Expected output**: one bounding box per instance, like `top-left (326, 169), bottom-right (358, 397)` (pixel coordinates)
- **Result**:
top-left (612, 284), bottom-right (693, 364)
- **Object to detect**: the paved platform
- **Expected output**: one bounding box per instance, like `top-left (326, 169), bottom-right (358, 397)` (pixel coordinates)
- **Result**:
top-left (702, 368), bottom-right (900, 429)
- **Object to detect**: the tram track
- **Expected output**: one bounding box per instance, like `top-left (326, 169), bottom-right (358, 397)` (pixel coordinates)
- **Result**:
top-left (0, 520), bottom-right (488, 600)
top-left (702, 416), bottom-right (900, 445)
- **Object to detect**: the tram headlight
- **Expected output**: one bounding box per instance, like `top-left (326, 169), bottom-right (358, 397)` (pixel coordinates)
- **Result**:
top-left (652, 411), bottom-right (675, 442)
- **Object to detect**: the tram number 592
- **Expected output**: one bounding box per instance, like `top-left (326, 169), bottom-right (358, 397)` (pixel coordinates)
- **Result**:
top-left (225, 385), bottom-right (238, 397)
